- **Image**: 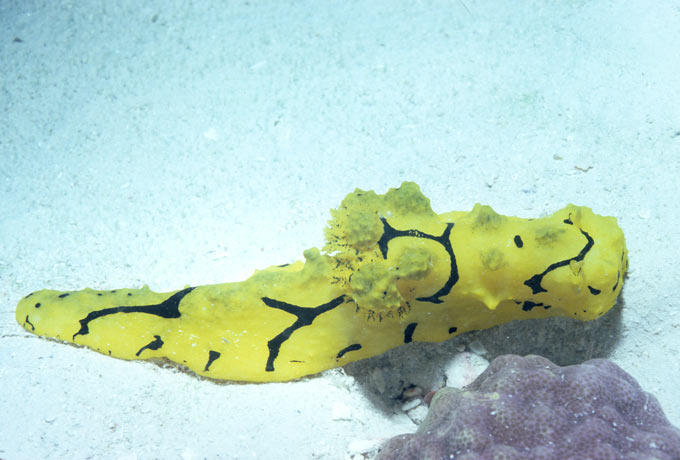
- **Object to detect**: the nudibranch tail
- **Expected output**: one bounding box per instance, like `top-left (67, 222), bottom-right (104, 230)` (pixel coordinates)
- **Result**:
top-left (16, 182), bottom-right (628, 382)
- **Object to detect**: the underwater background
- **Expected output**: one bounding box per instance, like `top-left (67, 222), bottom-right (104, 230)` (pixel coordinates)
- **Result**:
top-left (1, 1), bottom-right (679, 459)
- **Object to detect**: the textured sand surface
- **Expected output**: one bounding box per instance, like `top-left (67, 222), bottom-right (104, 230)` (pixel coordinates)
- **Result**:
top-left (2, 1), bottom-right (679, 459)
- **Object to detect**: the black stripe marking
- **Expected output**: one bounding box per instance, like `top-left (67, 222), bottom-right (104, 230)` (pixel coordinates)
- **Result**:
top-left (72, 287), bottom-right (195, 340)
top-left (377, 218), bottom-right (458, 304)
top-left (135, 335), bottom-right (164, 357)
top-left (524, 229), bottom-right (594, 295)
top-left (404, 323), bottom-right (417, 343)
top-left (513, 235), bottom-right (523, 248)
top-left (522, 301), bottom-right (551, 312)
top-left (613, 268), bottom-right (621, 291)
top-left (262, 295), bottom-right (346, 372)
top-left (337, 343), bottom-right (362, 359)
top-left (204, 350), bottom-right (221, 371)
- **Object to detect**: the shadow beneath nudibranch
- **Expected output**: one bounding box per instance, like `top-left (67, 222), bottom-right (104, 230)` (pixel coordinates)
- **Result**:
top-left (344, 294), bottom-right (624, 412)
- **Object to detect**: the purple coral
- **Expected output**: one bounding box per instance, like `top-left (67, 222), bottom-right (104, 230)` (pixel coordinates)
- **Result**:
top-left (377, 355), bottom-right (680, 460)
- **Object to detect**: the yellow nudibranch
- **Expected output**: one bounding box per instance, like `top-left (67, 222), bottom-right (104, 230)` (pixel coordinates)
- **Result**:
top-left (16, 182), bottom-right (628, 382)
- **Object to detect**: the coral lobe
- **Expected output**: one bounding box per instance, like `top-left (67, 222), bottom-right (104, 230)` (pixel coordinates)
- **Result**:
top-left (378, 355), bottom-right (680, 460)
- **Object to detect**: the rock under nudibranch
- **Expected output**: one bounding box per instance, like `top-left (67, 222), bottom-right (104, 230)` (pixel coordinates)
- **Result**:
top-left (377, 354), bottom-right (680, 460)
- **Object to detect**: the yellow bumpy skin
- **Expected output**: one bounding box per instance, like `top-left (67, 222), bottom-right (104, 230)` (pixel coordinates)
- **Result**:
top-left (16, 182), bottom-right (628, 382)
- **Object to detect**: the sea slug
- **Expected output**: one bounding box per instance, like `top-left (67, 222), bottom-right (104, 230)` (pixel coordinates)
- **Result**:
top-left (16, 182), bottom-right (628, 382)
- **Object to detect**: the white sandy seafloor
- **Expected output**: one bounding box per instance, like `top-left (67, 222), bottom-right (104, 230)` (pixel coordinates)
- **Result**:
top-left (1, 1), bottom-right (679, 459)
